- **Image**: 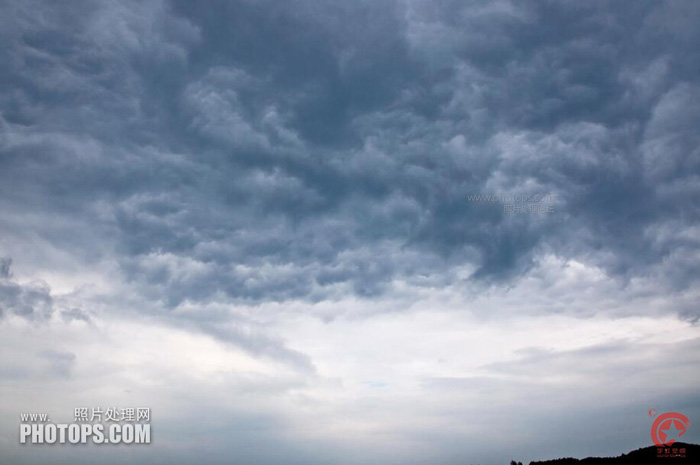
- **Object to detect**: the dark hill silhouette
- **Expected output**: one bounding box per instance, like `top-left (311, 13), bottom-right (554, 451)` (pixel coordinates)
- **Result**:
top-left (528, 442), bottom-right (698, 465)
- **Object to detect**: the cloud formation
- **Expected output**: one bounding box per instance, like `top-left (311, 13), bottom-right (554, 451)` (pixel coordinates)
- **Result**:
top-left (1, 0), bottom-right (699, 464)
top-left (0, 257), bottom-right (53, 321)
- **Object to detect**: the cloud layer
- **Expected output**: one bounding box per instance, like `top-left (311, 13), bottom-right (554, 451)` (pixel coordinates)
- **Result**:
top-left (1, 1), bottom-right (699, 464)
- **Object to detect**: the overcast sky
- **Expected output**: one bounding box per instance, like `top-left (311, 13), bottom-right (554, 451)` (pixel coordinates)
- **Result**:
top-left (1, 1), bottom-right (700, 464)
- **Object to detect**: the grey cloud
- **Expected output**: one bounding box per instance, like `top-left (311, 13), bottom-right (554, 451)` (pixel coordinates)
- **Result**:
top-left (37, 349), bottom-right (76, 380)
top-left (1, 0), bottom-right (699, 314)
top-left (172, 310), bottom-right (316, 373)
top-left (0, 257), bottom-right (10, 279)
top-left (0, 257), bottom-right (53, 321)
top-left (0, 348), bottom-right (77, 381)
top-left (2, 2), bottom-right (700, 464)
top-left (60, 307), bottom-right (91, 324)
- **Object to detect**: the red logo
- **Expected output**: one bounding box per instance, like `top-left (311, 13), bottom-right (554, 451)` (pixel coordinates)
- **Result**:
top-left (650, 412), bottom-right (690, 447)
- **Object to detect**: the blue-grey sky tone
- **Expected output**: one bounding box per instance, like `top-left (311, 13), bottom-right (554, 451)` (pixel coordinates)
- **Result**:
top-left (1, 1), bottom-right (699, 464)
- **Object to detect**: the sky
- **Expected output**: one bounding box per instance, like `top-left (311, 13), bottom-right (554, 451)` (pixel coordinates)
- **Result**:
top-left (1, 0), bottom-right (700, 464)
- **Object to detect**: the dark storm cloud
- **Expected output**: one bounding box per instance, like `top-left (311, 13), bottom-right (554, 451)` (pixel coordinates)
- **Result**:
top-left (1, 0), bottom-right (699, 315)
top-left (4, 4), bottom-right (700, 464)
